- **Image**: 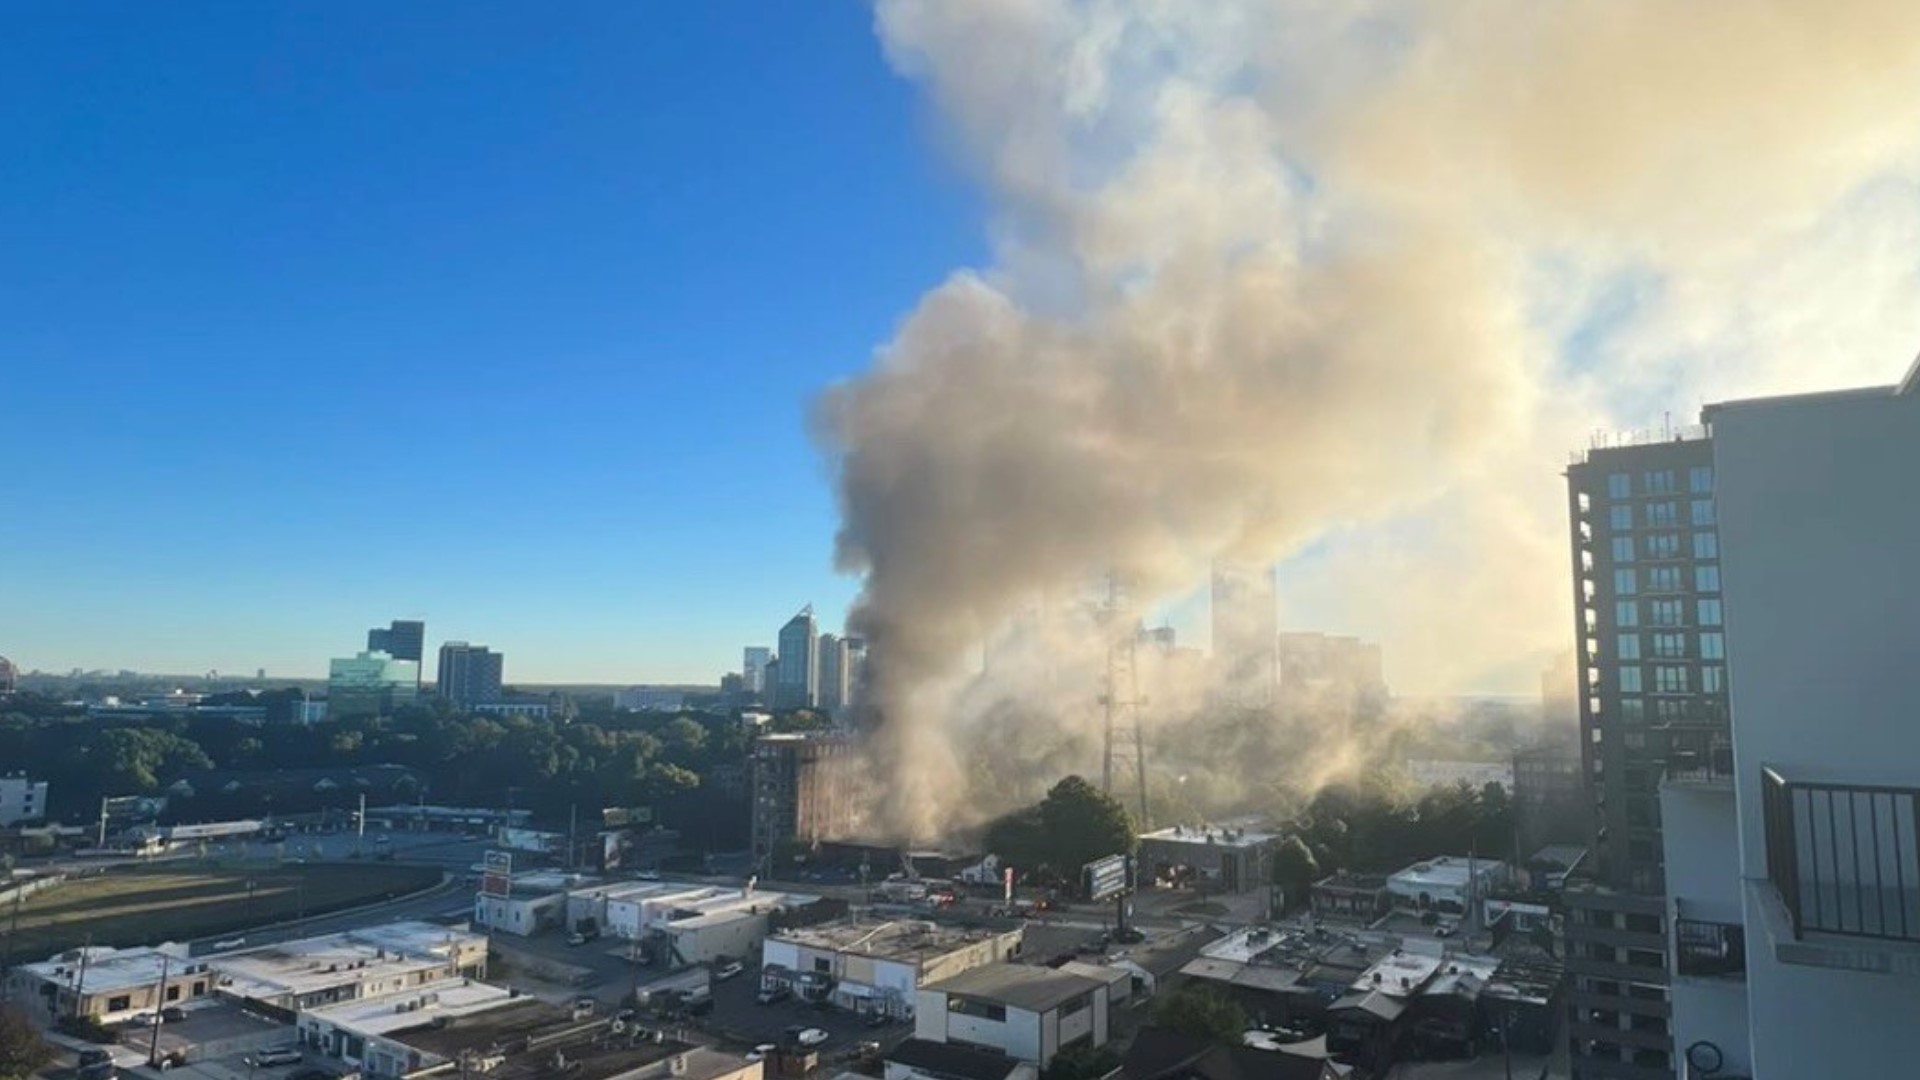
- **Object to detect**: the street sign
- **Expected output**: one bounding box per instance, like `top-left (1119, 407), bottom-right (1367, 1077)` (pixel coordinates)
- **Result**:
top-left (481, 850), bottom-right (513, 898)
top-left (1083, 854), bottom-right (1130, 902)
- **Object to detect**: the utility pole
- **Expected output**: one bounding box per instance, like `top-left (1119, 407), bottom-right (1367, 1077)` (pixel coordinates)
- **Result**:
top-left (146, 951), bottom-right (170, 1068)
top-left (357, 792), bottom-right (367, 855)
top-left (97, 797), bottom-right (109, 849)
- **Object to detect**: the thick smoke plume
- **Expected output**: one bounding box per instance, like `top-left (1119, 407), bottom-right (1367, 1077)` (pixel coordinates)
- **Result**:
top-left (816, 0), bottom-right (1920, 842)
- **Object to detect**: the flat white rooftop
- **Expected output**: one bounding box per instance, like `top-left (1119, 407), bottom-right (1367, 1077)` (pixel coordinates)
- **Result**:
top-left (1139, 823), bottom-right (1278, 848)
top-left (18, 945), bottom-right (199, 995)
top-left (1387, 856), bottom-right (1506, 892)
top-left (213, 923), bottom-right (481, 1000)
top-left (303, 979), bottom-right (516, 1033)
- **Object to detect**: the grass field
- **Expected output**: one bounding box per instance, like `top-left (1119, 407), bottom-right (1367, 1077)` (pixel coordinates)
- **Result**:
top-left (0, 862), bottom-right (442, 959)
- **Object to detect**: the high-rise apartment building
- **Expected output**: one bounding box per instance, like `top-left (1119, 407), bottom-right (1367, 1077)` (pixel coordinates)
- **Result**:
top-left (0, 654), bottom-right (15, 695)
top-left (750, 733), bottom-right (858, 868)
top-left (742, 646), bottom-right (772, 697)
top-left (328, 650), bottom-right (420, 720)
top-left (817, 633), bottom-right (851, 711)
top-left (775, 607), bottom-right (818, 709)
top-left (437, 642), bottom-right (504, 709)
top-left (1562, 429), bottom-right (1726, 1080)
top-left (367, 620), bottom-right (425, 691)
top-left (1655, 367), bottom-right (1920, 1078)
top-left (1211, 561), bottom-right (1276, 705)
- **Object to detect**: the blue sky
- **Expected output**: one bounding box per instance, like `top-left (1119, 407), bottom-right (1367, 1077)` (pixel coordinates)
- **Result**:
top-left (0, 2), bottom-right (988, 682)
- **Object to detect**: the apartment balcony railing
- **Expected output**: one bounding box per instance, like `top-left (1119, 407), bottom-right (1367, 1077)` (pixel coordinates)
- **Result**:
top-left (1675, 918), bottom-right (1746, 977)
top-left (1762, 767), bottom-right (1920, 942)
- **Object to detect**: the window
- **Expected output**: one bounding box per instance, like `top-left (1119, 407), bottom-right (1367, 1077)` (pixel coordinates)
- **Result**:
top-left (1697, 598), bottom-right (1722, 626)
top-left (1615, 601), bottom-right (1639, 627)
top-left (1689, 465), bottom-right (1714, 493)
top-left (1620, 698), bottom-right (1645, 722)
top-left (1645, 532), bottom-right (1680, 559)
top-left (1651, 633), bottom-right (1685, 658)
top-left (949, 997), bottom-right (1008, 1022)
top-left (1619, 666), bottom-right (1643, 692)
top-left (1609, 505), bottom-right (1634, 531)
top-left (1654, 666), bottom-right (1689, 693)
top-left (1691, 498), bottom-right (1716, 525)
top-left (1613, 569), bottom-right (1638, 595)
top-left (1624, 732), bottom-right (1645, 750)
top-left (1647, 566), bottom-right (1682, 592)
top-left (1646, 501), bottom-right (1678, 527)
top-left (1692, 531), bottom-right (1718, 559)
top-left (166, 985), bottom-right (181, 1002)
top-left (1608, 472), bottom-right (1632, 498)
top-left (1702, 666), bottom-right (1725, 693)
top-left (1655, 699), bottom-right (1687, 722)
top-left (1699, 632), bottom-right (1724, 660)
top-left (1695, 565), bottom-right (1720, 592)
top-left (1651, 600), bottom-right (1683, 626)
top-left (1616, 634), bottom-right (1641, 660)
top-left (1644, 469), bottom-right (1675, 494)
top-left (108, 995), bottom-right (132, 1012)
top-left (1611, 537), bottom-right (1634, 563)
top-left (1061, 993), bottom-right (1092, 1018)
top-left (814, 958), bottom-right (832, 973)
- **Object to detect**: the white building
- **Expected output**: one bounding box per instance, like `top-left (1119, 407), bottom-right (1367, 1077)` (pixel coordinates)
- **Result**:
top-left (296, 979), bottom-right (518, 1077)
top-left (212, 923), bottom-right (487, 1012)
top-left (565, 881), bottom-right (818, 965)
top-left (7, 944), bottom-right (212, 1023)
top-left (1385, 855), bottom-right (1509, 915)
top-left (473, 871), bottom-right (591, 937)
top-left (912, 963), bottom-right (1108, 1068)
top-left (0, 775), bottom-right (49, 825)
top-left (1656, 366), bottom-right (1920, 1078)
top-left (761, 921), bottom-right (1024, 1020)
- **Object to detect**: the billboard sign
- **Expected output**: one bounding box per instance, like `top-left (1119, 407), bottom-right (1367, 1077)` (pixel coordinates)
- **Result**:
top-left (602, 806), bottom-right (653, 828)
top-left (482, 850), bottom-right (513, 898)
top-left (1083, 854), bottom-right (1130, 902)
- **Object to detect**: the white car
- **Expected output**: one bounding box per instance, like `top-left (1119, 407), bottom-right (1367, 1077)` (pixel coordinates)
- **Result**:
top-left (795, 1028), bottom-right (829, 1048)
top-left (249, 1048), bottom-right (302, 1067)
top-left (212, 937), bottom-right (246, 950)
top-left (715, 961), bottom-right (745, 981)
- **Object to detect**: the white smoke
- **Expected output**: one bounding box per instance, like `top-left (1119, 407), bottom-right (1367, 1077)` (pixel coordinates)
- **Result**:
top-left (816, 0), bottom-right (1920, 841)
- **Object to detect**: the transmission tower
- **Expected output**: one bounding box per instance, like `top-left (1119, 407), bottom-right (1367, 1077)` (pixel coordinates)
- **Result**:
top-left (1099, 576), bottom-right (1150, 829)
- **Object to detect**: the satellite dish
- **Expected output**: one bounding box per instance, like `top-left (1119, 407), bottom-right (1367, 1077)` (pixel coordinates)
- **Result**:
top-left (1685, 1041), bottom-right (1724, 1075)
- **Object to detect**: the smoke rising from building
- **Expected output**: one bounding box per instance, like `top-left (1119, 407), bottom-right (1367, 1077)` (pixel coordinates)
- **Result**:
top-left (816, 0), bottom-right (1920, 842)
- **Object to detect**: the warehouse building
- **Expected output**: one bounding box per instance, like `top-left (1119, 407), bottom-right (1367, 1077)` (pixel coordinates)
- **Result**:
top-left (762, 920), bottom-right (1024, 1020)
top-left (1136, 822), bottom-right (1280, 894)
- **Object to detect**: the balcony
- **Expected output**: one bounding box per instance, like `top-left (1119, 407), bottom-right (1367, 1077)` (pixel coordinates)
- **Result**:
top-left (1674, 918), bottom-right (1745, 978)
top-left (1759, 767), bottom-right (1920, 976)
top-left (1663, 741), bottom-right (1734, 790)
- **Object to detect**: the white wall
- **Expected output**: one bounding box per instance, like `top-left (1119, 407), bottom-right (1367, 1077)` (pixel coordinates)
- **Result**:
top-left (1712, 383), bottom-right (1920, 1077)
top-left (1661, 783), bottom-right (1750, 1076)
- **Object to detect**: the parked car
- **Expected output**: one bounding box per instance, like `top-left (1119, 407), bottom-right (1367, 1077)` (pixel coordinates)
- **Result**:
top-left (212, 937), bottom-right (246, 950)
top-left (755, 985), bottom-right (791, 1005)
top-left (794, 1028), bottom-right (829, 1048)
top-left (715, 961), bottom-right (745, 981)
top-left (126, 1012), bottom-right (158, 1028)
top-left (574, 997), bottom-right (597, 1015)
top-left (78, 1049), bottom-right (113, 1069)
top-left (864, 1011), bottom-right (891, 1028)
top-left (249, 1047), bottom-right (303, 1067)
top-left (567, 932), bottom-right (591, 946)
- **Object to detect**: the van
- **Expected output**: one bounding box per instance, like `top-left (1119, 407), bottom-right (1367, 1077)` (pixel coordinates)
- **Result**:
top-left (250, 1048), bottom-right (303, 1067)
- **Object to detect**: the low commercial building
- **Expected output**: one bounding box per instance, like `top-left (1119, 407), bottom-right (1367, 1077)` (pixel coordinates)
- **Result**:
top-left (7, 945), bottom-right (214, 1023)
top-left (212, 922), bottom-right (486, 1013)
top-left (761, 920), bottom-right (1024, 1020)
top-left (885, 1038), bottom-right (1038, 1080)
top-left (358, 996), bottom-right (760, 1080)
top-left (915, 963), bottom-right (1109, 1067)
top-left (566, 882), bottom-right (820, 965)
top-left (474, 872), bottom-right (593, 937)
top-left (363, 803), bottom-right (530, 833)
top-left (1136, 822), bottom-right (1279, 894)
top-left (295, 978), bottom-right (519, 1077)
top-left (1309, 873), bottom-right (1390, 922)
top-left (1384, 856), bottom-right (1509, 916)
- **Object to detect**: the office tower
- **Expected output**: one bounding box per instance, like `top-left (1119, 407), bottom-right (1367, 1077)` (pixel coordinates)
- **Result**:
top-left (327, 650), bottom-right (420, 720)
top-left (817, 632), bottom-right (851, 711)
top-left (1562, 428), bottom-right (1724, 1080)
top-left (366, 620), bottom-right (425, 688)
top-left (437, 642), bottom-right (504, 709)
top-left (742, 646), bottom-right (772, 696)
top-left (1655, 368), bottom-right (1920, 1077)
top-left (750, 733), bottom-right (857, 868)
top-left (844, 637), bottom-right (867, 709)
top-left (1211, 561), bottom-right (1277, 705)
top-left (775, 606), bottom-right (818, 709)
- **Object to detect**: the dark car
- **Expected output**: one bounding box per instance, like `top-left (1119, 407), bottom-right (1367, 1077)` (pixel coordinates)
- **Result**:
top-left (289, 1069), bottom-right (337, 1080)
top-left (160, 1006), bottom-right (188, 1023)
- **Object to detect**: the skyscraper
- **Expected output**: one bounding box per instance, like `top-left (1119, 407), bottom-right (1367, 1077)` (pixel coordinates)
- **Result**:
top-left (844, 637), bottom-right (867, 710)
top-left (366, 620), bottom-right (425, 682)
top-left (328, 650), bottom-right (420, 720)
top-left (1561, 428), bottom-right (1725, 1080)
top-left (437, 642), bottom-right (504, 709)
top-left (817, 632), bottom-right (850, 711)
top-left (742, 646), bottom-right (772, 697)
top-left (775, 607), bottom-right (818, 709)
top-left (1211, 561), bottom-right (1277, 705)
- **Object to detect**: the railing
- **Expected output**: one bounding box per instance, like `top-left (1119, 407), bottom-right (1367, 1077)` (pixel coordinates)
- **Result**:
top-left (1674, 918), bottom-right (1745, 977)
top-left (1763, 768), bottom-right (1920, 941)
top-left (1665, 741), bottom-right (1734, 784)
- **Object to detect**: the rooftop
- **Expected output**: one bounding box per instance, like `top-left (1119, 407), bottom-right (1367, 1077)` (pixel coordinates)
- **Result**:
top-left (772, 919), bottom-right (1018, 964)
top-left (925, 963), bottom-right (1102, 1013)
top-left (303, 979), bottom-right (517, 1033)
top-left (1139, 822), bottom-right (1278, 848)
top-left (385, 998), bottom-right (749, 1080)
top-left (19, 944), bottom-right (203, 995)
top-left (888, 1037), bottom-right (1029, 1080)
top-left (1387, 856), bottom-right (1507, 891)
top-left (1526, 844), bottom-right (1589, 870)
top-left (213, 923), bottom-right (481, 1000)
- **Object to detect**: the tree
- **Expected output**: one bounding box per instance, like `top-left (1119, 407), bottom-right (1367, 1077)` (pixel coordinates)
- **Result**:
top-left (1271, 835), bottom-right (1319, 911)
top-left (984, 776), bottom-right (1136, 883)
top-left (0, 1004), bottom-right (52, 1080)
top-left (1151, 984), bottom-right (1246, 1044)
top-left (1042, 1041), bottom-right (1122, 1080)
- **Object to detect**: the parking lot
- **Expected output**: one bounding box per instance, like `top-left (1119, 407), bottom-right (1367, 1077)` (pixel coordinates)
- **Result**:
top-left (701, 964), bottom-right (911, 1058)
